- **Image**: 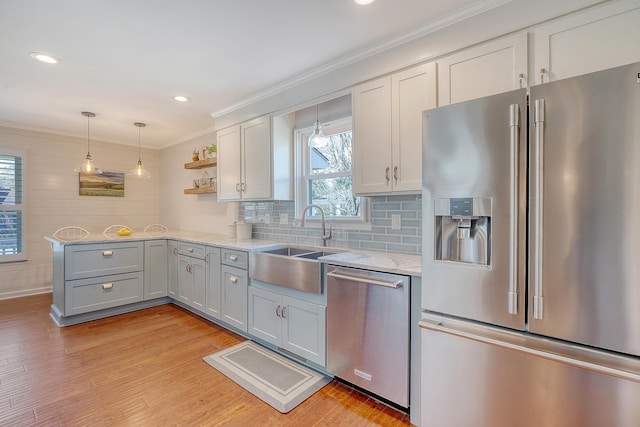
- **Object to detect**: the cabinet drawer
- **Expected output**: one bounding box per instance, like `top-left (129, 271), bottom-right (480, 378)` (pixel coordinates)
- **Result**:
top-left (64, 272), bottom-right (143, 316)
top-left (221, 248), bottom-right (248, 269)
top-left (177, 242), bottom-right (206, 259)
top-left (65, 242), bottom-right (143, 280)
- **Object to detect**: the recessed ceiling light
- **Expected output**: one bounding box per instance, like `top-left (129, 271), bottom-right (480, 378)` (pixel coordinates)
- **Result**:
top-left (174, 95), bottom-right (190, 102)
top-left (30, 52), bottom-right (60, 64)
top-left (354, 0), bottom-right (374, 4)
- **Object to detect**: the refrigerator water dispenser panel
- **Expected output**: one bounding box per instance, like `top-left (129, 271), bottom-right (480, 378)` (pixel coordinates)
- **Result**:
top-left (435, 197), bottom-right (491, 266)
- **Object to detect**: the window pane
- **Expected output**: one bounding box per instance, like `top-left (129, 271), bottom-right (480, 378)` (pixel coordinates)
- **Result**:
top-left (311, 131), bottom-right (352, 175)
top-left (0, 210), bottom-right (22, 255)
top-left (308, 177), bottom-right (361, 217)
top-left (0, 155), bottom-right (21, 205)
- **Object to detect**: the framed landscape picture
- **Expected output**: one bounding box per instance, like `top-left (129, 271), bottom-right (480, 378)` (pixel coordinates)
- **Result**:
top-left (79, 171), bottom-right (124, 197)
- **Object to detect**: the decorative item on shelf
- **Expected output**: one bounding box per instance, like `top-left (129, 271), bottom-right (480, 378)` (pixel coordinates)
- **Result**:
top-left (127, 122), bottom-right (151, 178)
top-left (207, 143), bottom-right (217, 158)
top-left (192, 148), bottom-right (200, 162)
top-left (193, 179), bottom-right (200, 189)
top-left (200, 170), bottom-right (213, 188)
top-left (74, 111), bottom-right (102, 174)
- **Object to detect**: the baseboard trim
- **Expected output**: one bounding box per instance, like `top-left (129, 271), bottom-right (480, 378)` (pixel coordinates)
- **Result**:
top-left (0, 287), bottom-right (53, 301)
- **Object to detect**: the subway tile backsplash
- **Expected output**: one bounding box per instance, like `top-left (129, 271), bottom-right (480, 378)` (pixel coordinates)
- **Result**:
top-left (238, 195), bottom-right (422, 255)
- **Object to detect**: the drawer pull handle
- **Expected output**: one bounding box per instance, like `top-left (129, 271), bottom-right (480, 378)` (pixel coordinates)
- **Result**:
top-left (102, 283), bottom-right (113, 290)
top-left (229, 255), bottom-right (238, 261)
top-left (230, 276), bottom-right (238, 284)
top-left (187, 248), bottom-right (194, 253)
top-left (102, 250), bottom-right (113, 256)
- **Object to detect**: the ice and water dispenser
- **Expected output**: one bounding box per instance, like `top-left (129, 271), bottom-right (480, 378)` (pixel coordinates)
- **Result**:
top-left (434, 197), bottom-right (491, 266)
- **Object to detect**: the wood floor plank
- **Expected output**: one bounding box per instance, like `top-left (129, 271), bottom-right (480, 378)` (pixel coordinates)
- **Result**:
top-left (0, 293), bottom-right (412, 426)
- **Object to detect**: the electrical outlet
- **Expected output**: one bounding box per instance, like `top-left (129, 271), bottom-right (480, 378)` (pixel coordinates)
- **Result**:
top-left (280, 213), bottom-right (288, 225)
top-left (391, 214), bottom-right (401, 230)
top-left (264, 213), bottom-right (271, 224)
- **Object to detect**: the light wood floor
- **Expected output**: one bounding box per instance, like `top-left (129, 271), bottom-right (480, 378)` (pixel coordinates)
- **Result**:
top-left (0, 293), bottom-right (411, 426)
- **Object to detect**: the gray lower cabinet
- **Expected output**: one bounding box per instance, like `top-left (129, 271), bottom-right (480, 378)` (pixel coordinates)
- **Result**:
top-left (62, 241), bottom-right (145, 316)
top-left (205, 246), bottom-right (222, 319)
top-left (167, 240), bottom-right (178, 299)
top-left (177, 243), bottom-right (206, 312)
top-left (248, 286), bottom-right (326, 366)
top-left (221, 264), bottom-right (248, 332)
top-left (143, 240), bottom-right (167, 299)
top-left (64, 272), bottom-right (143, 316)
top-left (178, 254), bottom-right (206, 312)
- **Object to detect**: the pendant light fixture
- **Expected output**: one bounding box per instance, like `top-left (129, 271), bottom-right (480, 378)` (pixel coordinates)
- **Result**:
top-left (128, 122), bottom-right (151, 178)
top-left (308, 104), bottom-right (329, 148)
top-left (74, 111), bottom-right (102, 174)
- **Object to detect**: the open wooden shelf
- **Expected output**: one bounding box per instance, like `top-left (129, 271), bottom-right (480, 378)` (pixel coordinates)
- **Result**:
top-left (183, 187), bottom-right (216, 195)
top-left (184, 157), bottom-right (217, 169)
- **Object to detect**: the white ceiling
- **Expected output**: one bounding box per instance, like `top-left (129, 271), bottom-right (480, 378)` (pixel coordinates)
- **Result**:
top-left (0, 0), bottom-right (498, 149)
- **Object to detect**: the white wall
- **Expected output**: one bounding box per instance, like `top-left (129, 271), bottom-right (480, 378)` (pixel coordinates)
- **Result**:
top-left (0, 126), bottom-right (160, 299)
top-left (159, 133), bottom-right (235, 235)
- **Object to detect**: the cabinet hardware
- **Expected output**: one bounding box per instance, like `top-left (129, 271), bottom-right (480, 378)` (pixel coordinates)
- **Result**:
top-left (276, 305), bottom-right (281, 317)
top-left (102, 250), bottom-right (113, 256)
top-left (540, 68), bottom-right (546, 84)
top-left (241, 182), bottom-right (246, 192)
top-left (229, 255), bottom-right (238, 261)
top-left (187, 247), bottom-right (194, 253)
top-left (385, 167), bottom-right (390, 184)
top-left (205, 254), bottom-right (209, 263)
top-left (102, 283), bottom-right (113, 290)
top-left (393, 166), bottom-right (398, 184)
top-left (281, 306), bottom-right (286, 318)
top-left (230, 276), bottom-right (238, 284)
top-left (236, 183), bottom-right (240, 192)
top-left (172, 247), bottom-right (177, 256)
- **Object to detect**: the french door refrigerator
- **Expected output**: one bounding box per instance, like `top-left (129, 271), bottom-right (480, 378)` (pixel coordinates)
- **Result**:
top-left (420, 61), bottom-right (640, 426)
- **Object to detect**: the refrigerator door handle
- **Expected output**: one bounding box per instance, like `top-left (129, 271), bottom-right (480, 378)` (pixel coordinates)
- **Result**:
top-left (532, 99), bottom-right (545, 319)
top-left (508, 104), bottom-right (520, 315)
top-left (419, 318), bottom-right (640, 382)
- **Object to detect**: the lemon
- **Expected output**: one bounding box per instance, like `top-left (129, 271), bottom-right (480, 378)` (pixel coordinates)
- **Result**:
top-left (117, 228), bottom-right (131, 236)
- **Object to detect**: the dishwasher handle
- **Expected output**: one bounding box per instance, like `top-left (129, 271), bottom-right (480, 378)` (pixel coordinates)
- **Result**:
top-left (327, 271), bottom-right (403, 289)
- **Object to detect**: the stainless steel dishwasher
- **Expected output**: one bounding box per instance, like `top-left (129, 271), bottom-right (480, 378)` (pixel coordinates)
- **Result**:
top-left (326, 266), bottom-right (410, 408)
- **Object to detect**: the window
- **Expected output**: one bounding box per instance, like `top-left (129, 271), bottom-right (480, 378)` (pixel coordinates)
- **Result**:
top-left (0, 151), bottom-right (25, 262)
top-left (296, 117), bottom-right (368, 225)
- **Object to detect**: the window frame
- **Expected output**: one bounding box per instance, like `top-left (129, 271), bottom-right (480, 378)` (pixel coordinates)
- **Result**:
top-left (0, 148), bottom-right (26, 263)
top-left (294, 116), bottom-right (370, 228)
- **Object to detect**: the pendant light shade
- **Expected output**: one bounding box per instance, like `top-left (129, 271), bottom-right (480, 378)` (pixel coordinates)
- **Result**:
top-left (308, 105), bottom-right (329, 148)
top-left (128, 122), bottom-right (151, 178)
top-left (74, 111), bottom-right (102, 174)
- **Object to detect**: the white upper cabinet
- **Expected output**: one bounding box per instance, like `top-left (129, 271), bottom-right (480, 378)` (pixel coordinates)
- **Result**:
top-left (216, 114), bottom-right (292, 201)
top-left (533, 0), bottom-right (640, 84)
top-left (353, 62), bottom-right (436, 195)
top-left (437, 32), bottom-right (528, 106)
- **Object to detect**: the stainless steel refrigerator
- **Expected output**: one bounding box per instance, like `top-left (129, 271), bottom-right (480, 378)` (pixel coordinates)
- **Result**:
top-left (420, 62), bottom-right (640, 426)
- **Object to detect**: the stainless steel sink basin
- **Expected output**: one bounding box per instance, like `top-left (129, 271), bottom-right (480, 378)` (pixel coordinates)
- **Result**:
top-left (249, 246), bottom-right (341, 294)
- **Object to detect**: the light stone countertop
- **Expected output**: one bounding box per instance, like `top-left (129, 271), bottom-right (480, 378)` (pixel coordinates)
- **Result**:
top-left (45, 230), bottom-right (421, 276)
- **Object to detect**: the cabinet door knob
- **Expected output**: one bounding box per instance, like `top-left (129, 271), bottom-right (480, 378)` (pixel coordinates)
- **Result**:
top-left (102, 250), bottom-right (113, 256)
top-left (102, 283), bottom-right (113, 290)
top-left (230, 276), bottom-right (238, 284)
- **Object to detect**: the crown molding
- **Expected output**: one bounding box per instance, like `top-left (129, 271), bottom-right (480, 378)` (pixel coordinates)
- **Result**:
top-left (211, 0), bottom-right (511, 119)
